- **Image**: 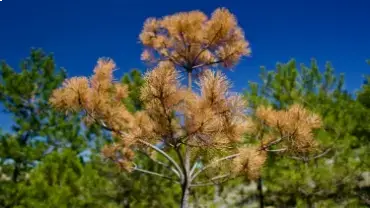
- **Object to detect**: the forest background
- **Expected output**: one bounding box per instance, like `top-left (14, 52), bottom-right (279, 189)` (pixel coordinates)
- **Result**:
top-left (0, 0), bottom-right (369, 207)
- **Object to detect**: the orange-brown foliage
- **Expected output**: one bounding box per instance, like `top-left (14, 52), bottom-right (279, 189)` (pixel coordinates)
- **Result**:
top-left (139, 8), bottom-right (251, 70)
top-left (232, 146), bottom-right (267, 180)
top-left (256, 104), bottom-right (322, 154)
top-left (50, 8), bottom-right (323, 180)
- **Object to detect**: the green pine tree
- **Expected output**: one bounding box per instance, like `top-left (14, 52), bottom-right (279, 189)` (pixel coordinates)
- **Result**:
top-left (17, 149), bottom-right (119, 208)
top-left (0, 49), bottom-right (103, 207)
top-left (244, 59), bottom-right (368, 207)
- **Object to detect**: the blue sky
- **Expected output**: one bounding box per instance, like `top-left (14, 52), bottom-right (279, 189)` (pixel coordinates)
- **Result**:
top-left (0, 0), bottom-right (370, 130)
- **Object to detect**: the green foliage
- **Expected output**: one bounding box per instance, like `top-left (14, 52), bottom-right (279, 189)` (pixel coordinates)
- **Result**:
top-left (121, 69), bottom-right (145, 112)
top-left (245, 59), bottom-right (369, 207)
top-left (16, 149), bottom-right (119, 208)
top-left (0, 49), bottom-right (103, 207)
top-left (91, 153), bottom-right (181, 207)
top-left (0, 53), bottom-right (179, 207)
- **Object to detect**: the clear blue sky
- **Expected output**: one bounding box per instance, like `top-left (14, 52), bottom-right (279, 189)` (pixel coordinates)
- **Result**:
top-left (0, 0), bottom-right (369, 129)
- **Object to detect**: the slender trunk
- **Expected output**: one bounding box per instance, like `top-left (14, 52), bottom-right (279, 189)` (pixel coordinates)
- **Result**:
top-left (180, 181), bottom-right (190, 208)
top-left (257, 177), bottom-right (264, 208)
top-left (181, 71), bottom-right (193, 208)
top-left (179, 71), bottom-right (193, 208)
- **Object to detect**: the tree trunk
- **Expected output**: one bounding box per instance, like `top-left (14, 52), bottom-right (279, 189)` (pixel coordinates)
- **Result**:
top-left (257, 177), bottom-right (264, 208)
top-left (179, 71), bottom-right (193, 208)
top-left (180, 181), bottom-right (190, 208)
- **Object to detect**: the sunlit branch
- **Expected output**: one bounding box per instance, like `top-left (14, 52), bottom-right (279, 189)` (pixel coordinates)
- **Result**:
top-left (266, 148), bottom-right (287, 152)
top-left (175, 147), bottom-right (186, 184)
top-left (137, 150), bottom-right (181, 179)
top-left (191, 153), bottom-right (240, 180)
top-left (289, 147), bottom-right (332, 162)
top-left (189, 158), bottom-right (200, 176)
top-left (192, 50), bottom-right (240, 69)
top-left (137, 139), bottom-right (184, 181)
top-left (192, 60), bottom-right (223, 70)
top-left (313, 148), bottom-right (332, 159)
top-left (259, 137), bottom-right (284, 151)
top-left (190, 174), bottom-right (231, 187)
top-left (133, 165), bottom-right (180, 183)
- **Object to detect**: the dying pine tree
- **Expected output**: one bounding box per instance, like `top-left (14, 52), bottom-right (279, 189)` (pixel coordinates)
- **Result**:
top-left (50, 8), bottom-right (323, 207)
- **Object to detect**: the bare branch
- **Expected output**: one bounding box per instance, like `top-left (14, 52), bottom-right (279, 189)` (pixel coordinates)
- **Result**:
top-left (192, 59), bottom-right (223, 69)
top-left (175, 147), bottom-right (187, 184)
top-left (133, 165), bottom-right (180, 183)
top-left (192, 50), bottom-right (241, 69)
top-left (313, 148), bottom-right (332, 159)
top-left (137, 150), bottom-right (181, 179)
top-left (289, 156), bottom-right (306, 161)
top-left (191, 153), bottom-right (240, 180)
top-left (266, 148), bottom-right (287, 152)
top-left (259, 137), bottom-right (283, 151)
top-left (289, 147), bottom-right (332, 162)
top-left (190, 174), bottom-right (231, 187)
top-left (190, 159), bottom-right (200, 176)
top-left (137, 139), bottom-right (184, 181)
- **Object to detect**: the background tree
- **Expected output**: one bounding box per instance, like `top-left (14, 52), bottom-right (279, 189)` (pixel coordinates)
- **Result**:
top-left (50, 8), bottom-right (324, 208)
top-left (0, 49), bottom-right (106, 207)
top-left (353, 60), bottom-right (370, 206)
top-left (17, 149), bottom-right (119, 208)
top-left (0, 50), bottom-right (180, 207)
top-left (245, 59), bottom-right (369, 207)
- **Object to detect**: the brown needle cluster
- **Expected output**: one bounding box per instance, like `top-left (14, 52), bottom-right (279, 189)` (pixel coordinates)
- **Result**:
top-left (184, 69), bottom-right (252, 147)
top-left (139, 8), bottom-right (251, 70)
top-left (140, 61), bottom-right (251, 149)
top-left (50, 58), bottom-right (154, 171)
top-left (256, 104), bottom-right (322, 154)
top-left (232, 146), bottom-right (267, 180)
top-left (49, 58), bottom-right (251, 171)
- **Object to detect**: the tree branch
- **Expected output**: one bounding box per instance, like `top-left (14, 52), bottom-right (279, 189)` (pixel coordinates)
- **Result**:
top-left (313, 148), bottom-right (332, 159)
top-left (175, 146), bottom-right (187, 184)
top-left (191, 153), bottom-right (239, 180)
top-left (289, 147), bottom-right (332, 161)
top-left (191, 26), bottom-right (223, 66)
top-left (137, 150), bottom-right (181, 179)
top-left (133, 165), bottom-right (180, 183)
top-left (259, 137), bottom-right (283, 151)
top-left (189, 158), bottom-right (200, 176)
top-left (87, 115), bottom-right (185, 181)
top-left (190, 174), bottom-right (231, 187)
top-left (266, 148), bottom-right (287, 152)
top-left (137, 139), bottom-right (184, 181)
top-left (192, 60), bottom-right (223, 70)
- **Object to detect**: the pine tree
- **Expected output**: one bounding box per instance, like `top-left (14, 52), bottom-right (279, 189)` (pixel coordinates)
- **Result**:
top-left (353, 60), bottom-right (370, 206)
top-left (0, 49), bottom-right (102, 207)
top-left (50, 8), bottom-right (323, 207)
top-left (17, 149), bottom-right (119, 208)
top-left (245, 59), bottom-right (369, 207)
